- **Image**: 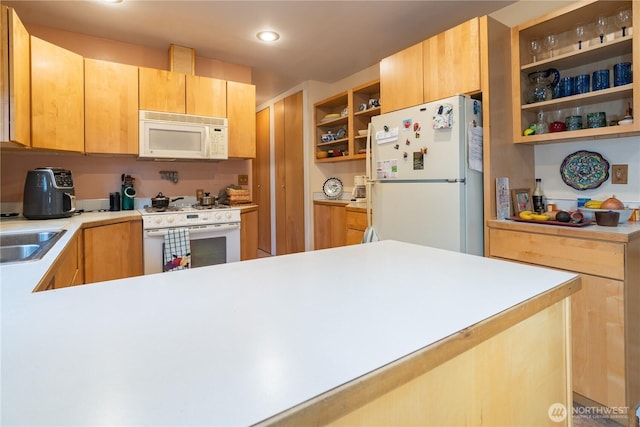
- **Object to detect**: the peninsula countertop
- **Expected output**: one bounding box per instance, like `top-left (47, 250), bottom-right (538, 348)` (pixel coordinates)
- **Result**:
top-left (1, 240), bottom-right (578, 426)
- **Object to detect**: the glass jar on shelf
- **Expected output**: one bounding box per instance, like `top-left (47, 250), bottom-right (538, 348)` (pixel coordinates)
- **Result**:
top-left (525, 68), bottom-right (560, 104)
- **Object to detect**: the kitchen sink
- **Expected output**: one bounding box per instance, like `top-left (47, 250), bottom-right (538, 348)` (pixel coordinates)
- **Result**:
top-left (0, 230), bottom-right (66, 264)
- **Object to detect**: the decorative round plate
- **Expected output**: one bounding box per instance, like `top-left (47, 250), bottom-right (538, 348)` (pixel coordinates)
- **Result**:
top-left (323, 177), bottom-right (343, 199)
top-left (560, 150), bottom-right (609, 191)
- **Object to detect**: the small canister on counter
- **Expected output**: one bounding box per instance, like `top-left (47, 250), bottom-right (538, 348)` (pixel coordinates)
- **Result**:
top-left (109, 192), bottom-right (121, 211)
top-left (630, 208), bottom-right (640, 222)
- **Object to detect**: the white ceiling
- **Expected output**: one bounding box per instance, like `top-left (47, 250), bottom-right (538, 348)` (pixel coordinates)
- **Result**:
top-left (5, 0), bottom-right (517, 105)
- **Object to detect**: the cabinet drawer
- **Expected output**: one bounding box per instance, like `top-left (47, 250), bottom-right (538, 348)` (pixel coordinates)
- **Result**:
top-left (346, 210), bottom-right (367, 231)
top-left (489, 229), bottom-right (624, 280)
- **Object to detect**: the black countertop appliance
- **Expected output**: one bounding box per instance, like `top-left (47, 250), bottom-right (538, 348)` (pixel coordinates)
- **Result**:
top-left (23, 168), bottom-right (76, 219)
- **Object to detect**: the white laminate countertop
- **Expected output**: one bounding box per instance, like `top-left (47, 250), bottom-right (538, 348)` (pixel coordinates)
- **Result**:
top-left (0, 211), bottom-right (142, 290)
top-left (1, 240), bottom-right (577, 426)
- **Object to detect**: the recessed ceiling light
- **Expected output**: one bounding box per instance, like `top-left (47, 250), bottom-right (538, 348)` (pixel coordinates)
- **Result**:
top-left (256, 31), bottom-right (280, 42)
top-left (101, 0), bottom-right (123, 3)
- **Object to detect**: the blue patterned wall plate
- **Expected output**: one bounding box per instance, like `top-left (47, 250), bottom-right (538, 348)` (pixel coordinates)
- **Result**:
top-left (560, 150), bottom-right (609, 190)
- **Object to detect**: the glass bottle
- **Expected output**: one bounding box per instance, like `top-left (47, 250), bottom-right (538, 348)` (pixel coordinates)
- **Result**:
top-left (533, 178), bottom-right (545, 213)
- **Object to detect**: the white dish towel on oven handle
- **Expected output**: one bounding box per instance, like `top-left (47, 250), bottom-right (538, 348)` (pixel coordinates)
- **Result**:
top-left (163, 229), bottom-right (191, 272)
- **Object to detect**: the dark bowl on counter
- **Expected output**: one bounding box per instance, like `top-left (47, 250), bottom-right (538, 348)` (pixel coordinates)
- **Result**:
top-left (594, 211), bottom-right (619, 227)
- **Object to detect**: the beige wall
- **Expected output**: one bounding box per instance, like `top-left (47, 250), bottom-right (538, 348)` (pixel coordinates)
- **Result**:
top-left (0, 151), bottom-right (249, 202)
top-left (27, 24), bottom-right (251, 83)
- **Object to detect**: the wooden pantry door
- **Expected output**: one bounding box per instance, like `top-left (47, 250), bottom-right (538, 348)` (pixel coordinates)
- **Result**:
top-left (274, 91), bottom-right (304, 255)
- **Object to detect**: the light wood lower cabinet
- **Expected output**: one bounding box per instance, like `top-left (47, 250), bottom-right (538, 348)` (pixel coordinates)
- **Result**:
top-left (314, 201), bottom-right (347, 250)
top-left (571, 273), bottom-right (625, 408)
top-left (487, 221), bottom-right (639, 425)
top-left (35, 230), bottom-right (83, 292)
top-left (240, 207), bottom-right (258, 261)
top-left (345, 206), bottom-right (369, 246)
top-left (83, 219), bottom-right (143, 284)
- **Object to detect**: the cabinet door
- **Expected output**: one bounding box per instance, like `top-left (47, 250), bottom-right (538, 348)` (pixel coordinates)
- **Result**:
top-left (186, 75), bottom-right (226, 117)
top-left (314, 203), bottom-right (346, 250)
top-left (346, 209), bottom-right (368, 245)
top-left (83, 220), bottom-right (143, 283)
top-left (227, 80), bottom-right (256, 158)
top-left (34, 231), bottom-right (83, 291)
top-left (380, 42), bottom-right (423, 113)
top-left (275, 92), bottom-right (305, 254)
top-left (572, 274), bottom-right (625, 409)
top-left (53, 232), bottom-right (82, 288)
top-left (422, 17), bottom-right (481, 102)
top-left (254, 107), bottom-right (272, 254)
top-left (85, 59), bottom-right (139, 154)
top-left (240, 208), bottom-right (258, 261)
top-left (1, 6), bottom-right (30, 146)
top-left (30, 36), bottom-right (84, 152)
top-left (139, 67), bottom-right (185, 113)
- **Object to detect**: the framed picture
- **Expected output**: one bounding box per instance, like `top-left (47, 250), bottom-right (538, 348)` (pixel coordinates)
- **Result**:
top-left (511, 188), bottom-right (532, 216)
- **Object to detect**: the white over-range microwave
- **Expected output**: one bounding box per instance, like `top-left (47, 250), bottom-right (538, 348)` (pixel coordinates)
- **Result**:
top-left (139, 110), bottom-right (228, 160)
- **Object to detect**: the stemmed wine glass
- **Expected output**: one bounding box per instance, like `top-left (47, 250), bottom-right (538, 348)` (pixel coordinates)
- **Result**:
top-left (545, 33), bottom-right (559, 57)
top-left (527, 39), bottom-right (542, 62)
top-left (595, 15), bottom-right (608, 43)
top-left (573, 23), bottom-right (586, 50)
top-left (615, 8), bottom-right (631, 37)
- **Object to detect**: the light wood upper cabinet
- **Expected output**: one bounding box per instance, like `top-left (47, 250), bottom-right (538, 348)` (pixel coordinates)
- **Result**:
top-left (511, 0), bottom-right (638, 143)
top-left (314, 80), bottom-right (380, 162)
top-left (380, 17), bottom-right (482, 112)
top-left (227, 80), bottom-right (256, 158)
top-left (85, 58), bottom-right (139, 155)
top-left (30, 36), bottom-right (84, 152)
top-left (186, 74), bottom-right (226, 117)
top-left (380, 42), bottom-right (423, 113)
top-left (83, 220), bottom-right (143, 284)
top-left (422, 17), bottom-right (481, 102)
top-left (1, 5), bottom-right (30, 146)
top-left (139, 67), bottom-right (186, 114)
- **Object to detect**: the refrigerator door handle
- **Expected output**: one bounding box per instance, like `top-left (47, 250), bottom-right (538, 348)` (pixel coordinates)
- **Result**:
top-left (447, 179), bottom-right (466, 183)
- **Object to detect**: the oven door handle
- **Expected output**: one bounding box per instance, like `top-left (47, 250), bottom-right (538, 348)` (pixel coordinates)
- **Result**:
top-left (144, 223), bottom-right (240, 237)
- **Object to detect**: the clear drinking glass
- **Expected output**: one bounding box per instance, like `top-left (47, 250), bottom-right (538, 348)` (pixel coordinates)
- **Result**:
top-left (535, 111), bottom-right (548, 134)
top-left (615, 8), bottom-right (631, 37)
top-left (595, 15), bottom-right (608, 43)
top-left (573, 23), bottom-right (586, 50)
top-left (527, 39), bottom-right (543, 62)
top-left (545, 34), bottom-right (559, 57)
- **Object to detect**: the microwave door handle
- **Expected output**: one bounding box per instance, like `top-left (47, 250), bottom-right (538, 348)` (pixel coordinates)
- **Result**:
top-left (204, 127), bottom-right (211, 158)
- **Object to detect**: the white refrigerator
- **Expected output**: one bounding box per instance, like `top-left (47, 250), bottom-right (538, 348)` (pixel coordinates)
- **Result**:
top-left (367, 95), bottom-right (484, 255)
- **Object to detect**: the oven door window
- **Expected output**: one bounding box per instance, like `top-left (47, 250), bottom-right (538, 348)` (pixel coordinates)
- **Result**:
top-left (163, 235), bottom-right (227, 269)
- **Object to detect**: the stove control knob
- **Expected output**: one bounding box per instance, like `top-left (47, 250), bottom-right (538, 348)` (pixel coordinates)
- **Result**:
top-left (226, 212), bottom-right (233, 220)
top-left (215, 212), bottom-right (222, 220)
top-left (154, 216), bottom-right (164, 225)
top-left (166, 215), bottom-right (176, 224)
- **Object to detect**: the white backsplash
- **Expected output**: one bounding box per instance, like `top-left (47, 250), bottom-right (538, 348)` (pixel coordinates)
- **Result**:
top-left (535, 135), bottom-right (640, 210)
